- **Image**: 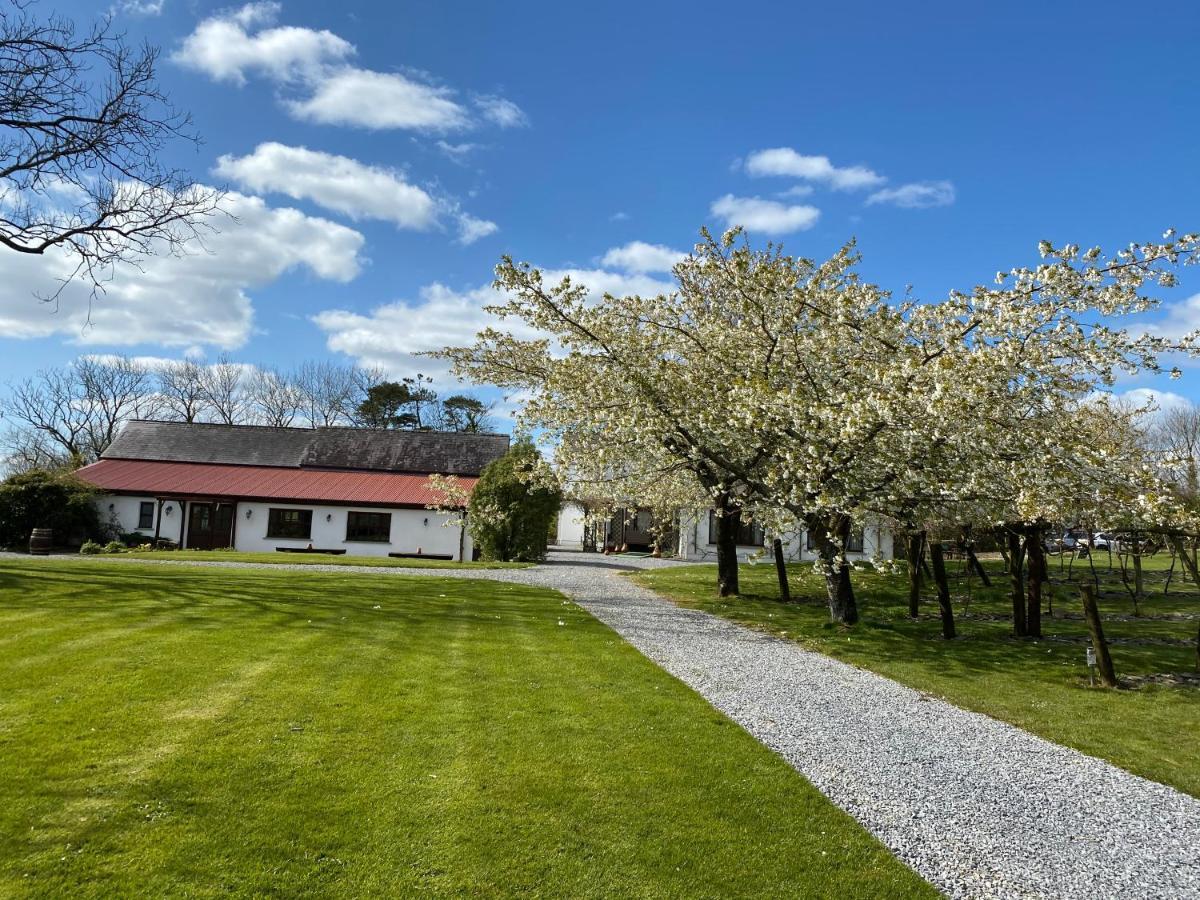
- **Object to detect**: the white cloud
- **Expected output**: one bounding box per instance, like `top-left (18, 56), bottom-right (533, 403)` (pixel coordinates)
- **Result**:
top-left (776, 184), bottom-right (814, 199)
top-left (456, 214), bottom-right (499, 245)
top-left (474, 95), bottom-right (528, 128)
top-left (287, 68), bottom-right (470, 131)
top-left (171, 2), bottom-right (353, 86)
top-left (117, 0), bottom-right (165, 14)
top-left (547, 268), bottom-right (676, 300)
top-left (609, 211), bottom-right (630, 222)
top-left (1146, 293), bottom-right (1200, 340)
top-left (0, 191), bottom-right (364, 350)
top-left (601, 241), bottom-right (685, 274)
top-left (215, 143), bottom-right (496, 243)
top-left (866, 180), bottom-right (956, 208)
top-left (436, 141), bottom-right (481, 162)
top-left (709, 194), bottom-right (820, 235)
top-left (313, 282), bottom-right (502, 381)
top-left (312, 269), bottom-right (674, 380)
top-left (215, 143), bottom-right (437, 229)
top-left (744, 149), bottom-right (885, 191)
top-left (173, 5), bottom-right (520, 135)
top-left (1117, 388), bottom-right (1192, 415)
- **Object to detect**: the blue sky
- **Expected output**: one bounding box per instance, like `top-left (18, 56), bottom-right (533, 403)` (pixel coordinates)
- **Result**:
top-left (3, 0), bottom-right (1200, 419)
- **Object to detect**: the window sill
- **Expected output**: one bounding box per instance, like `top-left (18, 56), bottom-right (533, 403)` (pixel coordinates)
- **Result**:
top-left (266, 535), bottom-right (314, 541)
top-left (343, 539), bottom-right (391, 544)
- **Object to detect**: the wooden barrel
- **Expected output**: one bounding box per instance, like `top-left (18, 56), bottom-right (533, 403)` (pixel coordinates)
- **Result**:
top-left (29, 528), bottom-right (53, 556)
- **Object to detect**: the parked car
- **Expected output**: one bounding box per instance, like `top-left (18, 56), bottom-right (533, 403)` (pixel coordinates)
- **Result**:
top-left (1045, 529), bottom-right (1104, 555)
top-left (1065, 530), bottom-right (1092, 550)
top-left (1092, 532), bottom-right (1113, 551)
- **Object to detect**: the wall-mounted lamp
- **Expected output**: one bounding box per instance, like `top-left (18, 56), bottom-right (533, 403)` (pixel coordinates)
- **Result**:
top-left (164, 505), bottom-right (173, 517)
top-left (108, 503), bottom-right (115, 512)
top-left (423, 517), bottom-right (429, 527)
top-left (326, 513), bottom-right (333, 522)
top-left (245, 509), bottom-right (253, 520)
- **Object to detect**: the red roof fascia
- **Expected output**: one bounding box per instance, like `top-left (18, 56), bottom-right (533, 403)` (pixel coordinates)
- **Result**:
top-left (76, 459), bottom-right (475, 508)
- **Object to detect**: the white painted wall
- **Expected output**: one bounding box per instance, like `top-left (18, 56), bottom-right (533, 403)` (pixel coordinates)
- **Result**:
top-left (97, 495), bottom-right (185, 543)
top-left (555, 502), bottom-right (586, 548)
top-left (96, 494), bottom-right (472, 560)
top-left (234, 501), bottom-right (470, 559)
top-left (678, 511), bottom-right (893, 563)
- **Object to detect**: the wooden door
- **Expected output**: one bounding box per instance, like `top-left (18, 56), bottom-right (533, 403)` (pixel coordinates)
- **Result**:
top-left (211, 504), bottom-right (234, 549)
top-left (187, 503), bottom-right (234, 550)
top-left (187, 502), bottom-right (213, 550)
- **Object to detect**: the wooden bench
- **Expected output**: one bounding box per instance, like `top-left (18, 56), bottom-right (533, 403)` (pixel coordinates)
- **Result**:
top-left (388, 552), bottom-right (454, 561)
top-left (275, 547), bottom-right (347, 555)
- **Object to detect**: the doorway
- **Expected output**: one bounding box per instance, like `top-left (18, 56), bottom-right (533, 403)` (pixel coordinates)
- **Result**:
top-left (186, 502), bottom-right (235, 550)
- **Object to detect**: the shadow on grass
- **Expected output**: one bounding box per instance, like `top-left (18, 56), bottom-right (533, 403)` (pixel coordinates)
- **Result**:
top-left (0, 561), bottom-right (562, 642)
top-left (637, 562), bottom-right (1200, 689)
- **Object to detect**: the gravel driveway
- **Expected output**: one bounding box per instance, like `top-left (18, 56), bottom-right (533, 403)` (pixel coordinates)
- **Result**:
top-left (8, 549), bottom-right (1200, 899)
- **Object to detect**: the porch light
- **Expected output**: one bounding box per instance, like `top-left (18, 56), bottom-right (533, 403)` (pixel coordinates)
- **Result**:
top-left (245, 509), bottom-right (252, 520)
top-left (164, 505), bottom-right (172, 517)
top-left (423, 517), bottom-right (429, 527)
top-left (108, 503), bottom-right (115, 511)
top-left (326, 513), bottom-right (332, 522)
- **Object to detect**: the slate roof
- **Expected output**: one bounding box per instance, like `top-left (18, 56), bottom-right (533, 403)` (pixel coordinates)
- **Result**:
top-left (101, 420), bottom-right (509, 477)
top-left (103, 421), bottom-right (313, 468)
top-left (301, 428), bottom-right (510, 476)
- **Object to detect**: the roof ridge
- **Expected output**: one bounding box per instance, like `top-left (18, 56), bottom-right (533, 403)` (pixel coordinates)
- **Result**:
top-left (126, 419), bottom-right (313, 433)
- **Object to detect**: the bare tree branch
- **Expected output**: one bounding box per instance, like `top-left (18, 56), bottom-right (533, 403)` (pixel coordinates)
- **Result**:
top-left (0, 1), bottom-right (221, 300)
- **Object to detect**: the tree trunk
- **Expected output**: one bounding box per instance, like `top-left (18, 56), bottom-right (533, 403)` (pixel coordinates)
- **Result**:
top-left (929, 542), bottom-right (956, 639)
top-left (1132, 537), bottom-right (1144, 616)
top-left (1025, 527), bottom-right (1044, 639)
top-left (1167, 535), bottom-right (1200, 672)
top-left (834, 563), bottom-right (856, 624)
top-left (714, 494), bottom-right (740, 597)
top-left (1079, 582), bottom-right (1117, 688)
top-left (906, 530), bottom-right (924, 618)
top-left (808, 513), bottom-right (859, 625)
top-left (1007, 527), bottom-right (1027, 637)
top-left (772, 537), bottom-right (791, 603)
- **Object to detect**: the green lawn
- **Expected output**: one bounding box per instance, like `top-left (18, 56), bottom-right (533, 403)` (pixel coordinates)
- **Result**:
top-left (633, 555), bottom-right (1200, 797)
top-left (113, 549), bottom-right (528, 569)
top-left (0, 560), bottom-right (932, 898)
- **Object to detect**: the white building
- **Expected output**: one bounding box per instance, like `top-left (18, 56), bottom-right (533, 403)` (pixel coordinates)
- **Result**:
top-left (554, 502), bottom-right (588, 549)
top-left (77, 421), bottom-right (509, 561)
top-left (555, 502), bottom-right (893, 562)
top-left (678, 510), bottom-right (892, 563)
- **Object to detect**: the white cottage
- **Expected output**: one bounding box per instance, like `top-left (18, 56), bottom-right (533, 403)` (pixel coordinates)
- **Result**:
top-left (554, 502), bottom-right (893, 562)
top-left (76, 421), bottom-right (509, 561)
top-left (678, 510), bottom-right (893, 563)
